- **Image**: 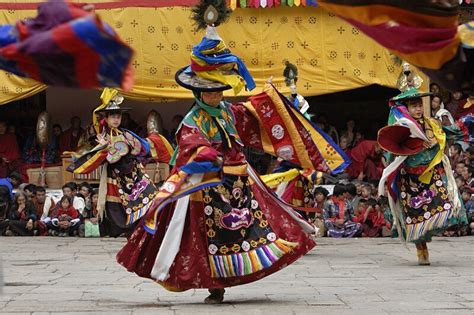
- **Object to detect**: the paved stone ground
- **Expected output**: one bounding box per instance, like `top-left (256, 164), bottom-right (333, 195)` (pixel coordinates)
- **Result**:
top-left (1, 236), bottom-right (473, 315)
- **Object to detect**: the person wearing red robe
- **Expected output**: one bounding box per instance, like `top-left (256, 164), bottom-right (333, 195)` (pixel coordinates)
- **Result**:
top-left (59, 116), bottom-right (84, 154)
top-left (346, 140), bottom-right (384, 181)
top-left (0, 120), bottom-right (24, 179)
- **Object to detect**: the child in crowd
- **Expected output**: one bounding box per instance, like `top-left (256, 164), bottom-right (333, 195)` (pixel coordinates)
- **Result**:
top-left (47, 196), bottom-right (80, 236)
top-left (311, 187), bottom-right (330, 237)
top-left (360, 184), bottom-right (372, 199)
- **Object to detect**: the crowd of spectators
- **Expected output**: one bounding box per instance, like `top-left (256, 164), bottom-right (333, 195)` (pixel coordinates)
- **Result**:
top-left (0, 178), bottom-right (122, 237)
top-left (0, 85), bottom-right (472, 238)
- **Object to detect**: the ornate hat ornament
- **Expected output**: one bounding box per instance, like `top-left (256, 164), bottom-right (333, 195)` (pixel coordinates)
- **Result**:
top-left (175, 0), bottom-right (255, 94)
top-left (396, 62), bottom-right (424, 92)
top-left (283, 61), bottom-right (311, 116)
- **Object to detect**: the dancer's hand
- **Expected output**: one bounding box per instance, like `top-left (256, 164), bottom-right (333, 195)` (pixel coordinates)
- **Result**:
top-left (97, 134), bottom-right (108, 146)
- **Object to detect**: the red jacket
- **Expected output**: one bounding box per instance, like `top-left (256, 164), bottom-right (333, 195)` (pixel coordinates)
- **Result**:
top-left (55, 206), bottom-right (79, 219)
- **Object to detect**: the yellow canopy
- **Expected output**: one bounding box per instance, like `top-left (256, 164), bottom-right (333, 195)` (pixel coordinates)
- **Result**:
top-left (0, 2), bottom-right (407, 105)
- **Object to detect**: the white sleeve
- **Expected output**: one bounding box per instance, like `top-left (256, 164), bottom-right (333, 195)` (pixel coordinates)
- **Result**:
top-left (73, 197), bottom-right (86, 216)
top-left (41, 197), bottom-right (52, 221)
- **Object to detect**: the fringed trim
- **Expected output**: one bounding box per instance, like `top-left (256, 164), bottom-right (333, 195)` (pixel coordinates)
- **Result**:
top-left (209, 238), bottom-right (298, 278)
top-left (406, 209), bottom-right (451, 242)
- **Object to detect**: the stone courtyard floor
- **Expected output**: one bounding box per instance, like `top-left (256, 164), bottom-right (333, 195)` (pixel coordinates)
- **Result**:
top-left (1, 236), bottom-right (473, 314)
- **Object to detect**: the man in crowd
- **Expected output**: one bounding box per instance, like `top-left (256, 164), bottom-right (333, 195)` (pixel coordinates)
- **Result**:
top-left (345, 140), bottom-right (384, 182)
top-left (62, 182), bottom-right (85, 216)
top-left (32, 186), bottom-right (55, 221)
top-left (0, 120), bottom-right (23, 179)
top-left (59, 116), bottom-right (84, 153)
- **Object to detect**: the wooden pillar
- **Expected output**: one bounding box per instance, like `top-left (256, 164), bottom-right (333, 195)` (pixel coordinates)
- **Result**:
top-left (423, 96), bottom-right (431, 118)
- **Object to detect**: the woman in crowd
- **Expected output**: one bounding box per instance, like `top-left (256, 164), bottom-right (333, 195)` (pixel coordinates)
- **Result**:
top-left (6, 191), bottom-right (37, 236)
top-left (323, 184), bottom-right (361, 238)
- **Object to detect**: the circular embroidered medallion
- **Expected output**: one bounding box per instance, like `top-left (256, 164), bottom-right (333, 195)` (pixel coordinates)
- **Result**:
top-left (251, 200), bottom-right (259, 209)
top-left (267, 232), bottom-right (277, 242)
top-left (204, 205), bottom-right (213, 216)
top-left (241, 241), bottom-right (251, 252)
top-left (208, 244), bottom-right (218, 254)
top-left (271, 124), bottom-right (285, 140)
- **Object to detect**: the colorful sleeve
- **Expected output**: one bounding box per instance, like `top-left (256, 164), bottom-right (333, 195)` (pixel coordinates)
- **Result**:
top-left (67, 146), bottom-right (108, 174)
top-left (146, 133), bottom-right (174, 164)
top-left (231, 84), bottom-right (350, 174)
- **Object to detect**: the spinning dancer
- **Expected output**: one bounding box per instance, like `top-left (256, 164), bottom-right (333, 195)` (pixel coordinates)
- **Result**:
top-left (117, 0), bottom-right (346, 304)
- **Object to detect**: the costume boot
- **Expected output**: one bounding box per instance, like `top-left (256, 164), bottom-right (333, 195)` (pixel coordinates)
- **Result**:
top-left (204, 288), bottom-right (225, 304)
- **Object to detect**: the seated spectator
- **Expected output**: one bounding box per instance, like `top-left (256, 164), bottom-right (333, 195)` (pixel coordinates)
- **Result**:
top-left (310, 187), bottom-right (330, 237)
top-left (455, 161), bottom-right (467, 177)
top-left (345, 140), bottom-right (384, 181)
top-left (78, 182), bottom-right (93, 211)
top-left (6, 191), bottom-right (37, 236)
top-left (323, 184), bottom-right (361, 238)
top-left (358, 198), bottom-right (391, 237)
top-left (446, 91), bottom-right (465, 118)
top-left (62, 182), bottom-right (85, 216)
top-left (461, 166), bottom-right (474, 187)
top-left (23, 184), bottom-right (36, 201)
top-left (0, 172), bottom-right (22, 202)
top-left (79, 189), bottom-right (101, 237)
top-left (47, 196), bottom-right (80, 237)
top-left (59, 116), bottom-right (84, 154)
top-left (317, 114), bottom-right (339, 144)
top-left (450, 143), bottom-right (468, 167)
top-left (360, 184), bottom-right (372, 200)
top-left (338, 135), bottom-right (351, 155)
top-left (456, 176), bottom-right (466, 189)
top-left (431, 95), bottom-right (455, 126)
top-left (340, 119), bottom-right (361, 149)
top-left (0, 120), bottom-right (25, 180)
top-left (344, 183), bottom-right (360, 212)
top-left (32, 186), bottom-right (55, 220)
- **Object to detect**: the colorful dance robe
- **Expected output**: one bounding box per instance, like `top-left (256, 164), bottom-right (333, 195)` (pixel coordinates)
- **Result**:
top-left (379, 116), bottom-right (466, 243)
top-left (117, 84), bottom-right (348, 291)
top-left (68, 129), bottom-right (172, 229)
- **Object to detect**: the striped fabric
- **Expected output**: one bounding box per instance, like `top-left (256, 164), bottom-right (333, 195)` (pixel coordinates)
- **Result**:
top-left (208, 238), bottom-right (297, 278)
top-left (318, 0), bottom-right (461, 70)
top-left (0, 1), bottom-right (133, 89)
top-left (243, 84), bottom-right (350, 174)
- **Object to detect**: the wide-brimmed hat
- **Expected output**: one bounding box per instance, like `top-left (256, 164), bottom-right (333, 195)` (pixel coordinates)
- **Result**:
top-left (175, 1), bottom-right (255, 95)
top-left (390, 88), bottom-right (432, 106)
top-left (377, 125), bottom-right (425, 155)
top-left (95, 94), bottom-right (130, 114)
top-left (175, 66), bottom-right (239, 92)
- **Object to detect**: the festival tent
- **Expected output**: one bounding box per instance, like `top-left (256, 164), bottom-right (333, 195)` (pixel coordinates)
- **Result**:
top-left (0, 0), bottom-right (414, 105)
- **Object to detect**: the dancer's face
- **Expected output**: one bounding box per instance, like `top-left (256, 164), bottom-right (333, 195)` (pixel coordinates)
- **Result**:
top-left (202, 91), bottom-right (223, 107)
top-left (107, 113), bottom-right (122, 129)
top-left (407, 98), bottom-right (423, 119)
